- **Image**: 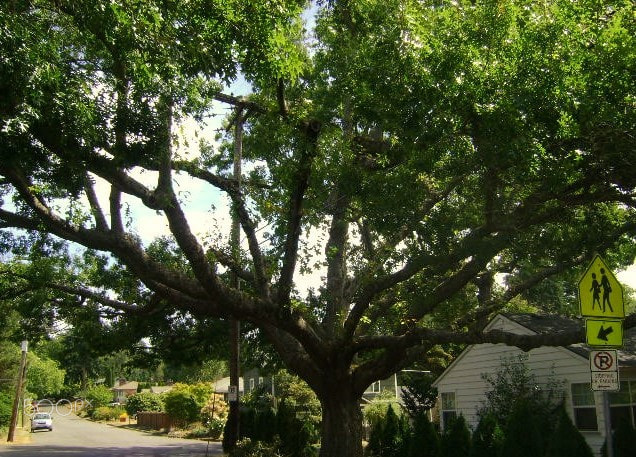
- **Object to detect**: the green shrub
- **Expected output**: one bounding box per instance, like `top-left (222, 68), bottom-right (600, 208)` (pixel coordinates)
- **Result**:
top-left (207, 417), bottom-right (225, 440)
top-left (84, 385), bottom-right (114, 413)
top-left (230, 437), bottom-right (283, 457)
top-left (500, 400), bottom-right (544, 457)
top-left (440, 415), bottom-right (471, 457)
top-left (365, 404), bottom-right (410, 457)
top-left (364, 390), bottom-right (404, 431)
top-left (601, 417), bottom-right (636, 457)
top-left (253, 407), bottom-right (277, 443)
top-left (545, 407), bottom-right (593, 457)
top-left (277, 400), bottom-right (317, 457)
top-left (0, 391), bottom-right (13, 428)
top-left (91, 406), bottom-right (125, 421)
top-left (406, 412), bottom-right (439, 457)
top-left (125, 392), bottom-right (163, 416)
top-left (470, 412), bottom-right (502, 457)
top-left (163, 390), bottom-right (199, 426)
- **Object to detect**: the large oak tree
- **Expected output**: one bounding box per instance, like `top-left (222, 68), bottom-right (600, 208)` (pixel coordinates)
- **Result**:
top-left (1, 1), bottom-right (635, 455)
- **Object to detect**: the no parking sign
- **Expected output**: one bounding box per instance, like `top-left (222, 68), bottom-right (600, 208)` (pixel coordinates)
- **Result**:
top-left (589, 350), bottom-right (619, 391)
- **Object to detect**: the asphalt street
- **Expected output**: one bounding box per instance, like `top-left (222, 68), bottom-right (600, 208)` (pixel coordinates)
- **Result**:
top-left (0, 411), bottom-right (223, 457)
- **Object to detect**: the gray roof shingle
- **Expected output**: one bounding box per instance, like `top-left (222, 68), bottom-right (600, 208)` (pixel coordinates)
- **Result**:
top-left (503, 313), bottom-right (636, 367)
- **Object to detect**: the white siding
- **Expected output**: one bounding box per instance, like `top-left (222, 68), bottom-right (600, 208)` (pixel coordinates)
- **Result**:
top-left (434, 315), bottom-right (607, 456)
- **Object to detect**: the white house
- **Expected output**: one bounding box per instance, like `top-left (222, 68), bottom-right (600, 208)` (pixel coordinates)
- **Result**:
top-left (432, 313), bottom-right (636, 456)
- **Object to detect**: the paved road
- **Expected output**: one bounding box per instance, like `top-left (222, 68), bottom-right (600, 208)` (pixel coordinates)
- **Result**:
top-left (0, 411), bottom-right (223, 456)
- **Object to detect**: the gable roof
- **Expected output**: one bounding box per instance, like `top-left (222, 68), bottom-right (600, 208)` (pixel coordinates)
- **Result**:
top-left (434, 313), bottom-right (636, 387)
top-left (504, 313), bottom-right (636, 367)
top-left (113, 381), bottom-right (139, 391)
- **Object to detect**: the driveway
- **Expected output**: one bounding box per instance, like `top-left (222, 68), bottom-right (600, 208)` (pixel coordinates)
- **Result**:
top-left (0, 411), bottom-right (223, 456)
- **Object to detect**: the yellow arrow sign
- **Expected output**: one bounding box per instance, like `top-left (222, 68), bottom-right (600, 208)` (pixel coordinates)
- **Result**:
top-left (586, 318), bottom-right (623, 348)
top-left (578, 255), bottom-right (624, 319)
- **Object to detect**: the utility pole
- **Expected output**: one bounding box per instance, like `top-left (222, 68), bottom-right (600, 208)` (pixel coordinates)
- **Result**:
top-left (7, 341), bottom-right (28, 442)
top-left (226, 107), bottom-right (244, 451)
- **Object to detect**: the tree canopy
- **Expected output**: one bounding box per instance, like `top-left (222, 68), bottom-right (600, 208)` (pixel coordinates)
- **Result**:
top-left (1, 1), bottom-right (635, 455)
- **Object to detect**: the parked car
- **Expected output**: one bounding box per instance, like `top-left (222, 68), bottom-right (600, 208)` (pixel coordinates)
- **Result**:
top-left (30, 412), bottom-right (53, 432)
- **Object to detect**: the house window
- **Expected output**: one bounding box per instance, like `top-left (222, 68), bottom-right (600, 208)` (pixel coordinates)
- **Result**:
top-left (258, 377), bottom-right (264, 386)
top-left (249, 378), bottom-right (255, 391)
top-left (571, 383), bottom-right (598, 431)
top-left (609, 381), bottom-right (636, 429)
top-left (441, 392), bottom-right (457, 428)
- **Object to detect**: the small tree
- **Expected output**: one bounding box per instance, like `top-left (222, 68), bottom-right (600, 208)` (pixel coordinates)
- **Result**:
top-left (406, 412), bottom-right (439, 457)
top-left (499, 400), bottom-right (544, 457)
top-left (439, 415), bottom-right (471, 457)
top-left (545, 406), bottom-right (593, 457)
top-left (470, 412), bottom-right (502, 457)
top-left (602, 417), bottom-right (636, 457)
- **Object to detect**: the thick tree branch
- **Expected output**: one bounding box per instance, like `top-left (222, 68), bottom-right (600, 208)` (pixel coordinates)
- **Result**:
top-left (83, 174), bottom-right (108, 231)
top-left (323, 189), bottom-right (351, 334)
top-left (277, 121), bottom-right (322, 304)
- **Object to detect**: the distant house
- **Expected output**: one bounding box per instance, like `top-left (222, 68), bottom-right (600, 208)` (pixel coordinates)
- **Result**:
top-left (362, 374), bottom-right (400, 404)
top-left (112, 378), bottom-right (139, 403)
top-left (214, 376), bottom-right (244, 402)
top-left (243, 368), bottom-right (272, 395)
top-left (432, 313), bottom-right (636, 457)
top-left (149, 385), bottom-right (173, 395)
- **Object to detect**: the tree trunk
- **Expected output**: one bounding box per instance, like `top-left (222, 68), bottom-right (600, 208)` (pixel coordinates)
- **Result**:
top-left (319, 390), bottom-right (364, 457)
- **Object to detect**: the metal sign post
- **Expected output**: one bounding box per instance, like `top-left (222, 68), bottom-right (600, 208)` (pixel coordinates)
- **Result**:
top-left (579, 255), bottom-right (625, 457)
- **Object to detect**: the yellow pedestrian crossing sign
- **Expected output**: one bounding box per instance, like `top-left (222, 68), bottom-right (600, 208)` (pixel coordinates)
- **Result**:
top-left (578, 255), bottom-right (624, 319)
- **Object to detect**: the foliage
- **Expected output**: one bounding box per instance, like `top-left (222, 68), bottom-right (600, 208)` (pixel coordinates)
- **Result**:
top-left (478, 355), bottom-right (564, 427)
top-left (469, 412), bottom-right (503, 457)
top-left (84, 385), bottom-right (114, 411)
top-left (25, 354), bottom-right (65, 399)
top-left (601, 417), bottom-right (636, 457)
top-left (187, 359), bottom-right (227, 383)
top-left (363, 390), bottom-right (404, 431)
top-left (400, 372), bottom-right (438, 418)
top-left (276, 399), bottom-right (319, 457)
top-left (365, 404), bottom-right (410, 457)
top-left (545, 406), bottom-right (593, 457)
top-left (405, 412), bottom-right (439, 457)
top-left (1, 0), bottom-right (635, 455)
top-left (439, 415), bottom-right (471, 457)
top-left (499, 400), bottom-right (544, 457)
top-left (0, 391), bottom-right (12, 428)
top-left (271, 369), bottom-right (321, 420)
top-left (124, 392), bottom-right (163, 416)
top-left (230, 438), bottom-right (283, 457)
top-left (200, 393), bottom-right (228, 424)
top-left (91, 406), bottom-right (125, 421)
top-left (242, 384), bottom-right (275, 412)
top-left (163, 388), bottom-right (200, 426)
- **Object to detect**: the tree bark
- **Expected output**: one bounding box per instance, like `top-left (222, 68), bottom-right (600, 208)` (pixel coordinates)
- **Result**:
top-left (319, 389), bottom-right (364, 457)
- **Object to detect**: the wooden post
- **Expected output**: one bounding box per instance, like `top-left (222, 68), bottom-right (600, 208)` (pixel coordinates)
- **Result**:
top-left (7, 341), bottom-right (28, 442)
top-left (226, 107), bottom-right (244, 450)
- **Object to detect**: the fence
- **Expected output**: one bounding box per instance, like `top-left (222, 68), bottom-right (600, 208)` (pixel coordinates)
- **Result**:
top-left (136, 411), bottom-right (171, 430)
